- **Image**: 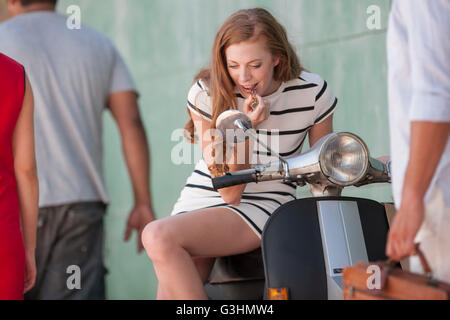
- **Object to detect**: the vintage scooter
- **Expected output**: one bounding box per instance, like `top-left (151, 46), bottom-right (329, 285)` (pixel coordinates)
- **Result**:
top-left (204, 110), bottom-right (392, 300)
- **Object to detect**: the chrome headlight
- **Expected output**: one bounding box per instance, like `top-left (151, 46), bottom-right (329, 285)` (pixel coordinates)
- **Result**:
top-left (319, 132), bottom-right (369, 186)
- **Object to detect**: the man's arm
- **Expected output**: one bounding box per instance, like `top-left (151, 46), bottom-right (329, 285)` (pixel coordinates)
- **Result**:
top-left (386, 1), bottom-right (450, 261)
top-left (386, 122), bottom-right (450, 260)
top-left (108, 90), bottom-right (155, 253)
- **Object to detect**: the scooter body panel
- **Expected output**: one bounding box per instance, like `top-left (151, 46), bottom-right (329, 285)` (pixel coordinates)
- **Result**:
top-left (262, 196), bottom-right (389, 300)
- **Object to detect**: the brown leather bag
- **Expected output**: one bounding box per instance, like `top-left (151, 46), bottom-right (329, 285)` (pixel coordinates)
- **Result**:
top-left (343, 245), bottom-right (450, 300)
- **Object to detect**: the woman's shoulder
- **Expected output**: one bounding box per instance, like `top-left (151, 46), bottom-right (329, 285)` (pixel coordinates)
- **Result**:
top-left (0, 52), bottom-right (22, 73)
top-left (279, 71), bottom-right (328, 100)
top-left (297, 71), bottom-right (327, 87)
top-left (189, 78), bottom-right (210, 92)
top-left (280, 71), bottom-right (327, 94)
top-left (187, 78), bottom-right (212, 120)
top-left (188, 78), bottom-right (210, 99)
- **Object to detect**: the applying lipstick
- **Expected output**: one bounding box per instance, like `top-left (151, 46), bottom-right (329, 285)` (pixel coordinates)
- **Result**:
top-left (250, 86), bottom-right (258, 110)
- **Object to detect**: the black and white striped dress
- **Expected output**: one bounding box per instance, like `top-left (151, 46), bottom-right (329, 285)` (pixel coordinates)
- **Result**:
top-left (171, 71), bottom-right (338, 238)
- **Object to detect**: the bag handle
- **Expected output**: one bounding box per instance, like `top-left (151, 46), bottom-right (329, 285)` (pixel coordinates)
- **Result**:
top-left (384, 243), bottom-right (432, 274)
top-left (375, 243), bottom-right (434, 291)
top-left (413, 243), bottom-right (432, 275)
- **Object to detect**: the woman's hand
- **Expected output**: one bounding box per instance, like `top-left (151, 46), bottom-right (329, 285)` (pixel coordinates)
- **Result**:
top-left (243, 94), bottom-right (270, 128)
top-left (23, 248), bottom-right (36, 294)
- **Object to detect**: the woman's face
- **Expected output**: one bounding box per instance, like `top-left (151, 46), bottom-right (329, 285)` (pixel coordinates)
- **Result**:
top-left (225, 37), bottom-right (280, 98)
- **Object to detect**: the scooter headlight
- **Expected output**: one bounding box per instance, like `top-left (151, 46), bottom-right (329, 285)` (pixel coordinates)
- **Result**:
top-left (319, 132), bottom-right (369, 186)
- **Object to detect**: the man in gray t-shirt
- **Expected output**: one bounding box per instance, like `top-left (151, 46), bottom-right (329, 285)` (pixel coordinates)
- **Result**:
top-left (0, 0), bottom-right (156, 299)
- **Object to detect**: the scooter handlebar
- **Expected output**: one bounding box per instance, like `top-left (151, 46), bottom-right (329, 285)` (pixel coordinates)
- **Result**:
top-left (212, 173), bottom-right (257, 190)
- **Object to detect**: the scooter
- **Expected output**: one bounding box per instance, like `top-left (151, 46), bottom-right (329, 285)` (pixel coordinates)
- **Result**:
top-left (204, 110), bottom-right (392, 300)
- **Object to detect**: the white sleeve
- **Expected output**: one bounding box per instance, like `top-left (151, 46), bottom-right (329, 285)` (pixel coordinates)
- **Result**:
top-left (402, 0), bottom-right (450, 122)
top-left (314, 77), bottom-right (338, 124)
top-left (186, 79), bottom-right (212, 121)
top-left (109, 46), bottom-right (138, 96)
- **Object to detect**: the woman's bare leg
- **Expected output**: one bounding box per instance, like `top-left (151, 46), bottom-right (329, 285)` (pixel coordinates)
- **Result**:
top-left (156, 257), bottom-right (214, 300)
top-left (156, 283), bottom-right (165, 300)
top-left (193, 257), bottom-right (216, 284)
top-left (142, 207), bottom-right (260, 300)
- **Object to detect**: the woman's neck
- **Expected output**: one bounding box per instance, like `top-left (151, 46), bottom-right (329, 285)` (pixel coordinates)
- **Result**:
top-left (263, 80), bottom-right (282, 97)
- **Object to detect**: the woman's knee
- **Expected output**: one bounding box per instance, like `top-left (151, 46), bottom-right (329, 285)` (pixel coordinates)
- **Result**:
top-left (141, 220), bottom-right (178, 262)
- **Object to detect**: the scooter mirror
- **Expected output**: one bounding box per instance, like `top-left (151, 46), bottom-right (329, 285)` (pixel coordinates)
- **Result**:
top-left (216, 110), bottom-right (252, 143)
top-left (216, 110), bottom-right (291, 176)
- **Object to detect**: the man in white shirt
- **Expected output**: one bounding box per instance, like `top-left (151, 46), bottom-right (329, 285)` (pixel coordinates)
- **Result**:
top-left (0, 0), bottom-right (156, 298)
top-left (386, 0), bottom-right (450, 283)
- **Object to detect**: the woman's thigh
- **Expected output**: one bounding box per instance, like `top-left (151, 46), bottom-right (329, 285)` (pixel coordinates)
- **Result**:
top-left (151, 207), bottom-right (260, 258)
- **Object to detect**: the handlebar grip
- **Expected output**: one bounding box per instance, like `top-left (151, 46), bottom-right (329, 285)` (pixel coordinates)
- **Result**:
top-left (212, 173), bottom-right (257, 190)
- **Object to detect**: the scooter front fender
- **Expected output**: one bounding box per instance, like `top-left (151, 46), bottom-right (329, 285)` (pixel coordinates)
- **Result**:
top-left (262, 196), bottom-right (390, 300)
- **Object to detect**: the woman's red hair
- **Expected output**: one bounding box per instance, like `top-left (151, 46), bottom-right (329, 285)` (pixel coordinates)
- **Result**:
top-left (185, 8), bottom-right (303, 176)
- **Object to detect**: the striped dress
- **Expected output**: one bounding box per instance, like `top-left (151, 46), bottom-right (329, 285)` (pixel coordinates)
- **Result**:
top-left (171, 71), bottom-right (338, 237)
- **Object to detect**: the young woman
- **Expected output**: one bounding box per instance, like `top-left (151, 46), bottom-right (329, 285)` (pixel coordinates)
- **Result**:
top-left (0, 53), bottom-right (38, 299)
top-left (142, 8), bottom-right (338, 300)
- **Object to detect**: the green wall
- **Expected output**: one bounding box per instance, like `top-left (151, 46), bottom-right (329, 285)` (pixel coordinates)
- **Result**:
top-left (57, 0), bottom-right (392, 299)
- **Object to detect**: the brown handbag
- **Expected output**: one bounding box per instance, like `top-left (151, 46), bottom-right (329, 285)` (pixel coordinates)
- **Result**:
top-left (343, 244), bottom-right (450, 300)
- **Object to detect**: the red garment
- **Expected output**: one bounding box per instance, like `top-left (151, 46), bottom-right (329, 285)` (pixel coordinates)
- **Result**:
top-left (0, 53), bottom-right (26, 300)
